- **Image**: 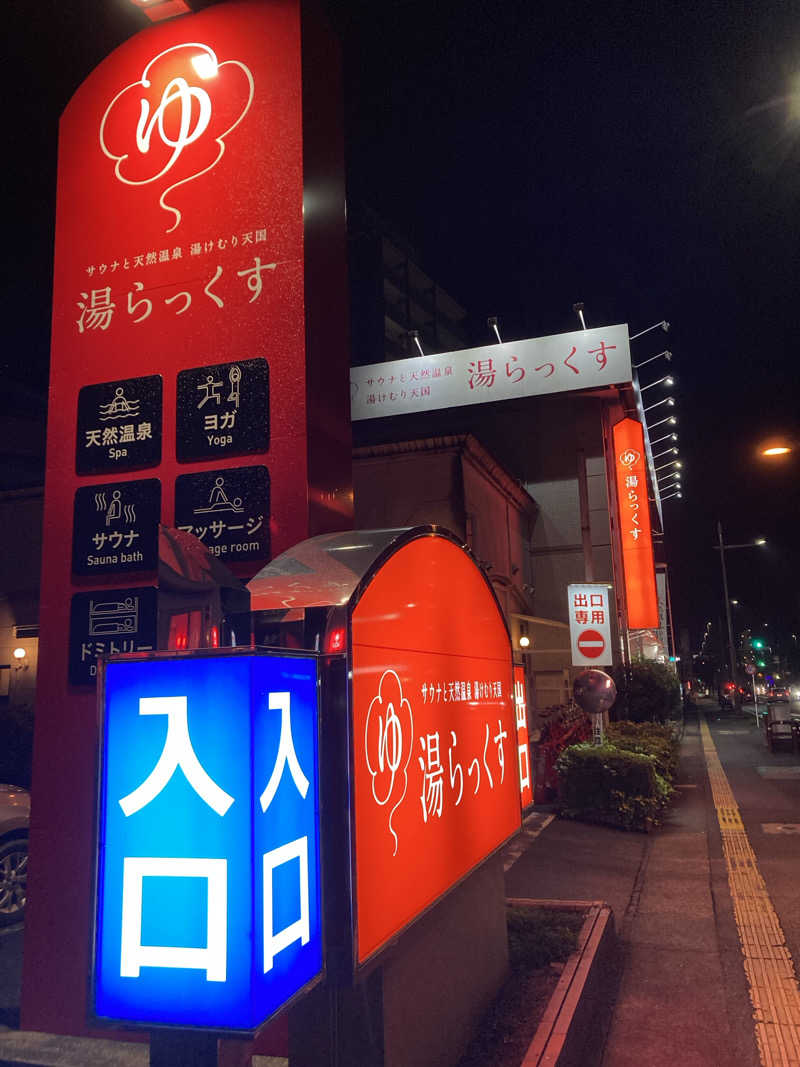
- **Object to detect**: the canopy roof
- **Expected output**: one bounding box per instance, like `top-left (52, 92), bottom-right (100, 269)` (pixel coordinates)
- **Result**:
top-left (247, 529), bottom-right (411, 612)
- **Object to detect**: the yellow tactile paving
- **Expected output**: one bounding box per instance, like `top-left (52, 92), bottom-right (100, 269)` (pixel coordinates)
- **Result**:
top-left (700, 717), bottom-right (800, 1065)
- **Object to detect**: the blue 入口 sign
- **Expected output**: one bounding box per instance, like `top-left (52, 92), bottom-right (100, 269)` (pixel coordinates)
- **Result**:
top-left (93, 652), bottom-right (322, 1031)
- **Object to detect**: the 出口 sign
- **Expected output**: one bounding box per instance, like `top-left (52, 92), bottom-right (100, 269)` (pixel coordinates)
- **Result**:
top-left (350, 324), bottom-right (632, 421)
top-left (513, 666), bottom-right (532, 808)
top-left (568, 584), bottom-right (613, 667)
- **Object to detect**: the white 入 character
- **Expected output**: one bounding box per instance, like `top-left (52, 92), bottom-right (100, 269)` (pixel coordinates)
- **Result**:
top-left (259, 692), bottom-right (309, 812)
top-left (259, 693), bottom-right (311, 973)
top-left (119, 696), bottom-right (234, 817)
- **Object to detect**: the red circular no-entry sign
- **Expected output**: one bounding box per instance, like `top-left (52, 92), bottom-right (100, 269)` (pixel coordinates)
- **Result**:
top-left (577, 629), bottom-right (606, 659)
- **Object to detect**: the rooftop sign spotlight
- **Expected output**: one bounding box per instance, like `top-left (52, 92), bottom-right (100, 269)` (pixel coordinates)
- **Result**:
top-left (128, 0), bottom-right (192, 22)
top-left (629, 321), bottom-right (670, 341)
top-left (643, 396), bottom-right (676, 414)
top-left (640, 374), bottom-right (675, 392)
top-left (633, 348), bottom-right (672, 369)
top-left (646, 414), bottom-right (678, 431)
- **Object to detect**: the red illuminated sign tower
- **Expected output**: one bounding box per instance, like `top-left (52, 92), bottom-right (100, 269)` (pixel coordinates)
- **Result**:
top-left (23, 0), bottom-right (351, 1038)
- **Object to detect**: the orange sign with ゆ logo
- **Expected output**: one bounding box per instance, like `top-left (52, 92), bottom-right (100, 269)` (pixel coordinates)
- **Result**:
top-left (612, 418), bottom-right (659, 630)
top-left (351, 535), bottom-right (521, 965)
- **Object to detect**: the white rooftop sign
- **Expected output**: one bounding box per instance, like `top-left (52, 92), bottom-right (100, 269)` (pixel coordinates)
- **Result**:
top-left (350, 324), bottom-right (631, 421)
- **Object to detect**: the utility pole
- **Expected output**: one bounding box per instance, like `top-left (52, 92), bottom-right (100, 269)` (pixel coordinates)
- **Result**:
top-left (717, 520), bottom-right (740, 708)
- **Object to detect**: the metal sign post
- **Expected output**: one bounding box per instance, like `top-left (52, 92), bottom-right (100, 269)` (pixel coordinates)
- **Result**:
top-left (746, 663), bottom-right (758, 726)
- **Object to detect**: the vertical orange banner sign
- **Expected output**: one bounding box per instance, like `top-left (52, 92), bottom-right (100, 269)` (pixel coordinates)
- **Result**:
top-left (513, 665), bottom-right (533, 808)
top-left (612, 418), bottom-right (659, 629)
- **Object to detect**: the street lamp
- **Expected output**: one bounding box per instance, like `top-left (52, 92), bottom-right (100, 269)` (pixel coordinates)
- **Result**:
top-left (643, 396), bottom-right (676, 414)
top-left (713, 522), bottom-right (768, 706)
top-left (758, 436), bottom-right (796, 458)
top-left (640, 375), bottom-right (675, 394)
top-left (647, 414), bottom-right (678, 431)
top-left (630, 321), bottom-right (670, 343)
top-left (657, 468), bottom-right (681, 485)
top-left (632, 349), bottom-right (671, 369)
top-left (650, 431), bottom-right (678, 448)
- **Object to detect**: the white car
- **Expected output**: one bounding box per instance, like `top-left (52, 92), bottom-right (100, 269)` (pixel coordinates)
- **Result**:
top-left (0, 784), bottom-right (30, 927)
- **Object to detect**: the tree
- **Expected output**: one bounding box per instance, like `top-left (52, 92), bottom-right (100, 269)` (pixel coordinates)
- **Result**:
top-left (612, 659), bottom-right (681, 724)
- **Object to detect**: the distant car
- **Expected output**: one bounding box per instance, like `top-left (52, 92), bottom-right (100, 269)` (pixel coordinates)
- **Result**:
top-left (0, 784), bottom-right (30, 927)
top-left (767, 687), bottom-right (790, 703)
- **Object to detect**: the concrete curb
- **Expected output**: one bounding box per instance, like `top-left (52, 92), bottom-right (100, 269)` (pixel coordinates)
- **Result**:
top-left (0, 1030), bottom-right (285, 1067)
top-left (506, 899), bottom-right (618, 1067)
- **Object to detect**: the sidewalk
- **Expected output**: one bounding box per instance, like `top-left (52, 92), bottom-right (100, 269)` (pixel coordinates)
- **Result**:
top-left (504, 711), bottom-right (760, 1067)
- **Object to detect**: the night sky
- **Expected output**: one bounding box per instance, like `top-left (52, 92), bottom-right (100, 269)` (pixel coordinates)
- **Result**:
top-left (5, 0), bottom-right (800, 651)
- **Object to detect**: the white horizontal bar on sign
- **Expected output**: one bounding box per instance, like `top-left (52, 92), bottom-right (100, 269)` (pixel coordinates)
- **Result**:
top-left (349, 324), bottom-right (632, 421)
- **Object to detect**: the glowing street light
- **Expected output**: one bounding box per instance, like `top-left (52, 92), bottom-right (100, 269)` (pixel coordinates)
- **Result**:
top-left (643, 396), bottom-right (676, 414)
top-left (761, 444), bottom-right (792, 456)
top-left (640, 374), bottom-right (675, 392)
top-left (650, 431), bottom-right (679, 448)
top-left (647, 414), bottom-right (678, 431)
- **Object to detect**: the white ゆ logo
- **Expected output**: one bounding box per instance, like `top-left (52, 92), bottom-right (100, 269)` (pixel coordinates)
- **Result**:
top-left (135, 76), bottom-right (212, 176)
top-left (100, 43), bottom-right (254, 232)
top-left (619, 448), bottom-right (641, 468)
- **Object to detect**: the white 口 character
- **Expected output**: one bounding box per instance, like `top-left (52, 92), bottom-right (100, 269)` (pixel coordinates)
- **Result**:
top-left (259, 693), bottom-right (310, 812)
top-left (119, 696), bottom-right (234, 817)
top-left (120, 857), bottom-right (227, 982)
top-left (518, 743), bottom-right (531, 794)
top-left (263, 837), bottom-right (310, 973)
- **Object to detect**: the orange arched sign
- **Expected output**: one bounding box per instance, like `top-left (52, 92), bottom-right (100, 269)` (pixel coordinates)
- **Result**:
top-left (351, 534), bottom-right (521, 965)
top-left (612, 418), bottom-right (659, 630)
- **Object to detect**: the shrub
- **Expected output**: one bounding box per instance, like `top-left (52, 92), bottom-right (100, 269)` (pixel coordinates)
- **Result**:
top-left (612, 659), bottom-right (681, 723)
top-left (606, 721), bottom-right (680, 780)
top-left (506, 905), bottom-right (582, 970)
top-left (555, 740), bottom-right (673, 831)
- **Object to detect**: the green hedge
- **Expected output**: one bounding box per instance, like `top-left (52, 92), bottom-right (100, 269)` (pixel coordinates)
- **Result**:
top-left (556, 734), bottom-right (674, 831)
top-left (606, 721), bottom-right (679, 780)
top-left (506, 905), bottom-right (582, 970)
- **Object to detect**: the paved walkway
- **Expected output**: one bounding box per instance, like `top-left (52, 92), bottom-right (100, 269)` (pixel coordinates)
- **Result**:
top-left (505, 703), bottom-right (800, 1067)
top-left (600, 715), bottom-right (757, 1067)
